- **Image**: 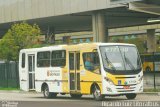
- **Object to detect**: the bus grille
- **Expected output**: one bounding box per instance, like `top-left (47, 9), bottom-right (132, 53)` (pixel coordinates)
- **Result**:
top-left (115, 76), bottom-right (136, 79)
top-left (116, 87), bottom-right (136, 90)
top-left (115, 86), bottom-right (136, 92)
top-left (117, 90), bottom-right (135, 92)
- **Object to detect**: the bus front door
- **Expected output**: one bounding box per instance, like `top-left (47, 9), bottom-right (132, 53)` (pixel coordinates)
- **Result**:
top-left (28, 54), bottom-right (35, 90)
top-left (69, 52), bottom-right (80, 93)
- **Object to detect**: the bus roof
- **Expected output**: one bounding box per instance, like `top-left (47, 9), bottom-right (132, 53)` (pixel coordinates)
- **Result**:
top-left (20, 43), bottom-right (136, 53)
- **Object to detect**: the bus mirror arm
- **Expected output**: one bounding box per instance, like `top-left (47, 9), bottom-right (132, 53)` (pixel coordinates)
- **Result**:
top-left (92, 49), bottom-right (97, 52)
top-left (99, 68), bottom-right (101, 74)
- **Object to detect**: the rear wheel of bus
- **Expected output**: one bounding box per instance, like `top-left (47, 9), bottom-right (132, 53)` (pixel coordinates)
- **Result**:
top-left (126, 94), bottom-right (137, 100)
top-left (92, 85), bottom-right (104, 101)
top-left (43, 85), bottom-right (57, 98)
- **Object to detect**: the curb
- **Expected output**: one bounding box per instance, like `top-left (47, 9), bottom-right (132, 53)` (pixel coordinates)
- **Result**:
top-left (139, 92), bottom-right (160, 95)
top-left (0, 90), bottom-right (21, 93)
top-left (0, 90), bottom-right (39, 94)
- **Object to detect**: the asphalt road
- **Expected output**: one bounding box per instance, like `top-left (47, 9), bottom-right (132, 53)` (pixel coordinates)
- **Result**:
top-left (0, 92), bottom-right (160, 107)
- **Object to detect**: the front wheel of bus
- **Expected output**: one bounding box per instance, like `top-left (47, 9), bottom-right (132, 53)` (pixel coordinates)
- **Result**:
top-left (43, 85), bottom-right (57, 98)
top-left (126, 94), bottom-right (137, 100)
top-left (92, 85), bottom-right (104, 101)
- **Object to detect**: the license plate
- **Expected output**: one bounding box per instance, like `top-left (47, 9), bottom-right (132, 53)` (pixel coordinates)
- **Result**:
top-left (123, 86), bottom-right (130, 89)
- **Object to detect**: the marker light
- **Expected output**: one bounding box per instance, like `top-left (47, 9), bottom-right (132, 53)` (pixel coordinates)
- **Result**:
top-left (137, 76), bottom-right (143, 84)
top-left (104, 77), bottom-right (114, 85)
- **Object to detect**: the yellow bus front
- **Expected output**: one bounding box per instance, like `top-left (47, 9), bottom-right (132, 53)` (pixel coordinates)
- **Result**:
top-left (99, 44), bottom-right (143, 98)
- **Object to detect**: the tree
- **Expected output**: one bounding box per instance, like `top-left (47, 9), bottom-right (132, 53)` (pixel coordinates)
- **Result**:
top-left (0, 22), bottom-right (41, 61)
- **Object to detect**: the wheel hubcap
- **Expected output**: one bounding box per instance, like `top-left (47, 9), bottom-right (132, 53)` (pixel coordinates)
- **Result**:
top-left (94, 88), bottom-right (100, 98)
top-left (44, 88), bottom-right (49, 97)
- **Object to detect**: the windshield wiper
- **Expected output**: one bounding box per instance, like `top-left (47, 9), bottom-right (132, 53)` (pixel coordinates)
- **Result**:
top-left (105, 53), bottom-right (116, 70)
top-left (124, 53), bottom-right (136, 71)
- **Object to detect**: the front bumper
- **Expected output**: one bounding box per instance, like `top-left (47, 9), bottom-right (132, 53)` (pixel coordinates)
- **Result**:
top-left (102, 81), bottom-right (143, 95)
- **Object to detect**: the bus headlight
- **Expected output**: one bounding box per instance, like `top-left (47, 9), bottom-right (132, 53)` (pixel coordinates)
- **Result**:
top-left (104, 77), bottom-right (114, 85)
top-left (137, 76), bottom-right (143, 84)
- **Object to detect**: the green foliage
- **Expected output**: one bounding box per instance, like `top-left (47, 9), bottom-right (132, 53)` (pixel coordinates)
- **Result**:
top-left (0, 22), bottom-right (41, 61)
top-left (124, 39), bottom-right (145, 53)
top-left (144, 89), bottom-right (160, 92)
top-left (109, 36), bottom-right (146, 53)
top-left (0, 87), bottom-right (19, 90)
top-left (31, 43), bottom-right (51, 48)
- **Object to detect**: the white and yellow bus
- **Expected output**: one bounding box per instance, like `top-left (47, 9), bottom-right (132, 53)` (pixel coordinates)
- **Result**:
top-left (19, 43), bottom-right (143, 100)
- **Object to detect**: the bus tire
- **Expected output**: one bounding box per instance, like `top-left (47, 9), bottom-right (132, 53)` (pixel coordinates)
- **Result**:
top-left (43, 85), bottom-right (57, 98)
top-left (70, 94), bottom-right (82, 99)
top-left (126, 94), bottom-right (137, 100)
top-left (92, 85), bottom-right (104, 101)
top-left (145, 67), bottom-right (151, 72)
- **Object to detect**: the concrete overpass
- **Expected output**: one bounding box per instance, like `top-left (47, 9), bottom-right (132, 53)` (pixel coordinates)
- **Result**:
top-left (0, 0), bottom-right (160, 51)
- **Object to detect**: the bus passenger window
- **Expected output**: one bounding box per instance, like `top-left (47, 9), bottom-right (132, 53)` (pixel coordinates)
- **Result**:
top-left (69, 53), bottom-right (74, 70)
top-left (76, 53), bottom-right (80, 70)
top-left (37, 51), bottom-right (50, 67)
top-left (51, 50), bottom-right (66, 67)
top-left (22, 53), bottom-right (25, 68)
top-left (83, 52), bottom-right (100, 73)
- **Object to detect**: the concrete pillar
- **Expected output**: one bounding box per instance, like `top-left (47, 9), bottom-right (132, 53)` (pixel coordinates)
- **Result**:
top-left (147, 29), bottom-right (156, 52)
top-left (44, 27), bottom-right (55, 44)
top-left (63, 36), bottom-right (71, 44)
top-left (50, 32), bottom-right (55, 44)
top-left (92, 11), bottom-right (108, 42)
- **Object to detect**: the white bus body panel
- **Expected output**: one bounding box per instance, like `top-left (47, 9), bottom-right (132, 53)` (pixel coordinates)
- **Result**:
top-left (19, 46), bottom-right (64, 92)
top-left (35, 67), bottom-right (63, 93)
top-left (19, 52), bottom-right (36, 91)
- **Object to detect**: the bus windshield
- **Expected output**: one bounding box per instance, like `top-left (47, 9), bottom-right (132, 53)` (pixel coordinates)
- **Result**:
top-left (100, 46), bottom-right (141, 72)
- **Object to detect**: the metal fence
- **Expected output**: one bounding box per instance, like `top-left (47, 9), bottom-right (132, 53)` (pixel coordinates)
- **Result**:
top-left (143, 72), bottom-right (160, 89)
top-left (0, 62), bottom-right (19, 88)
top-left (140, 52), bottom-right (160, 89)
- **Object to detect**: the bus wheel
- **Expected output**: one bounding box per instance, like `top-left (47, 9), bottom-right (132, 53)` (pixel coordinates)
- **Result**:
top-left (70, 94), bottom-right (82, 99)
top-left (126, 94), bottom-right (137, 100)
top-left (145, 67), bottom-right (151, 72)
top-left (43, 85), bottom-right (57, 98)
top-left (92, 85), bottom-right (104, 101)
